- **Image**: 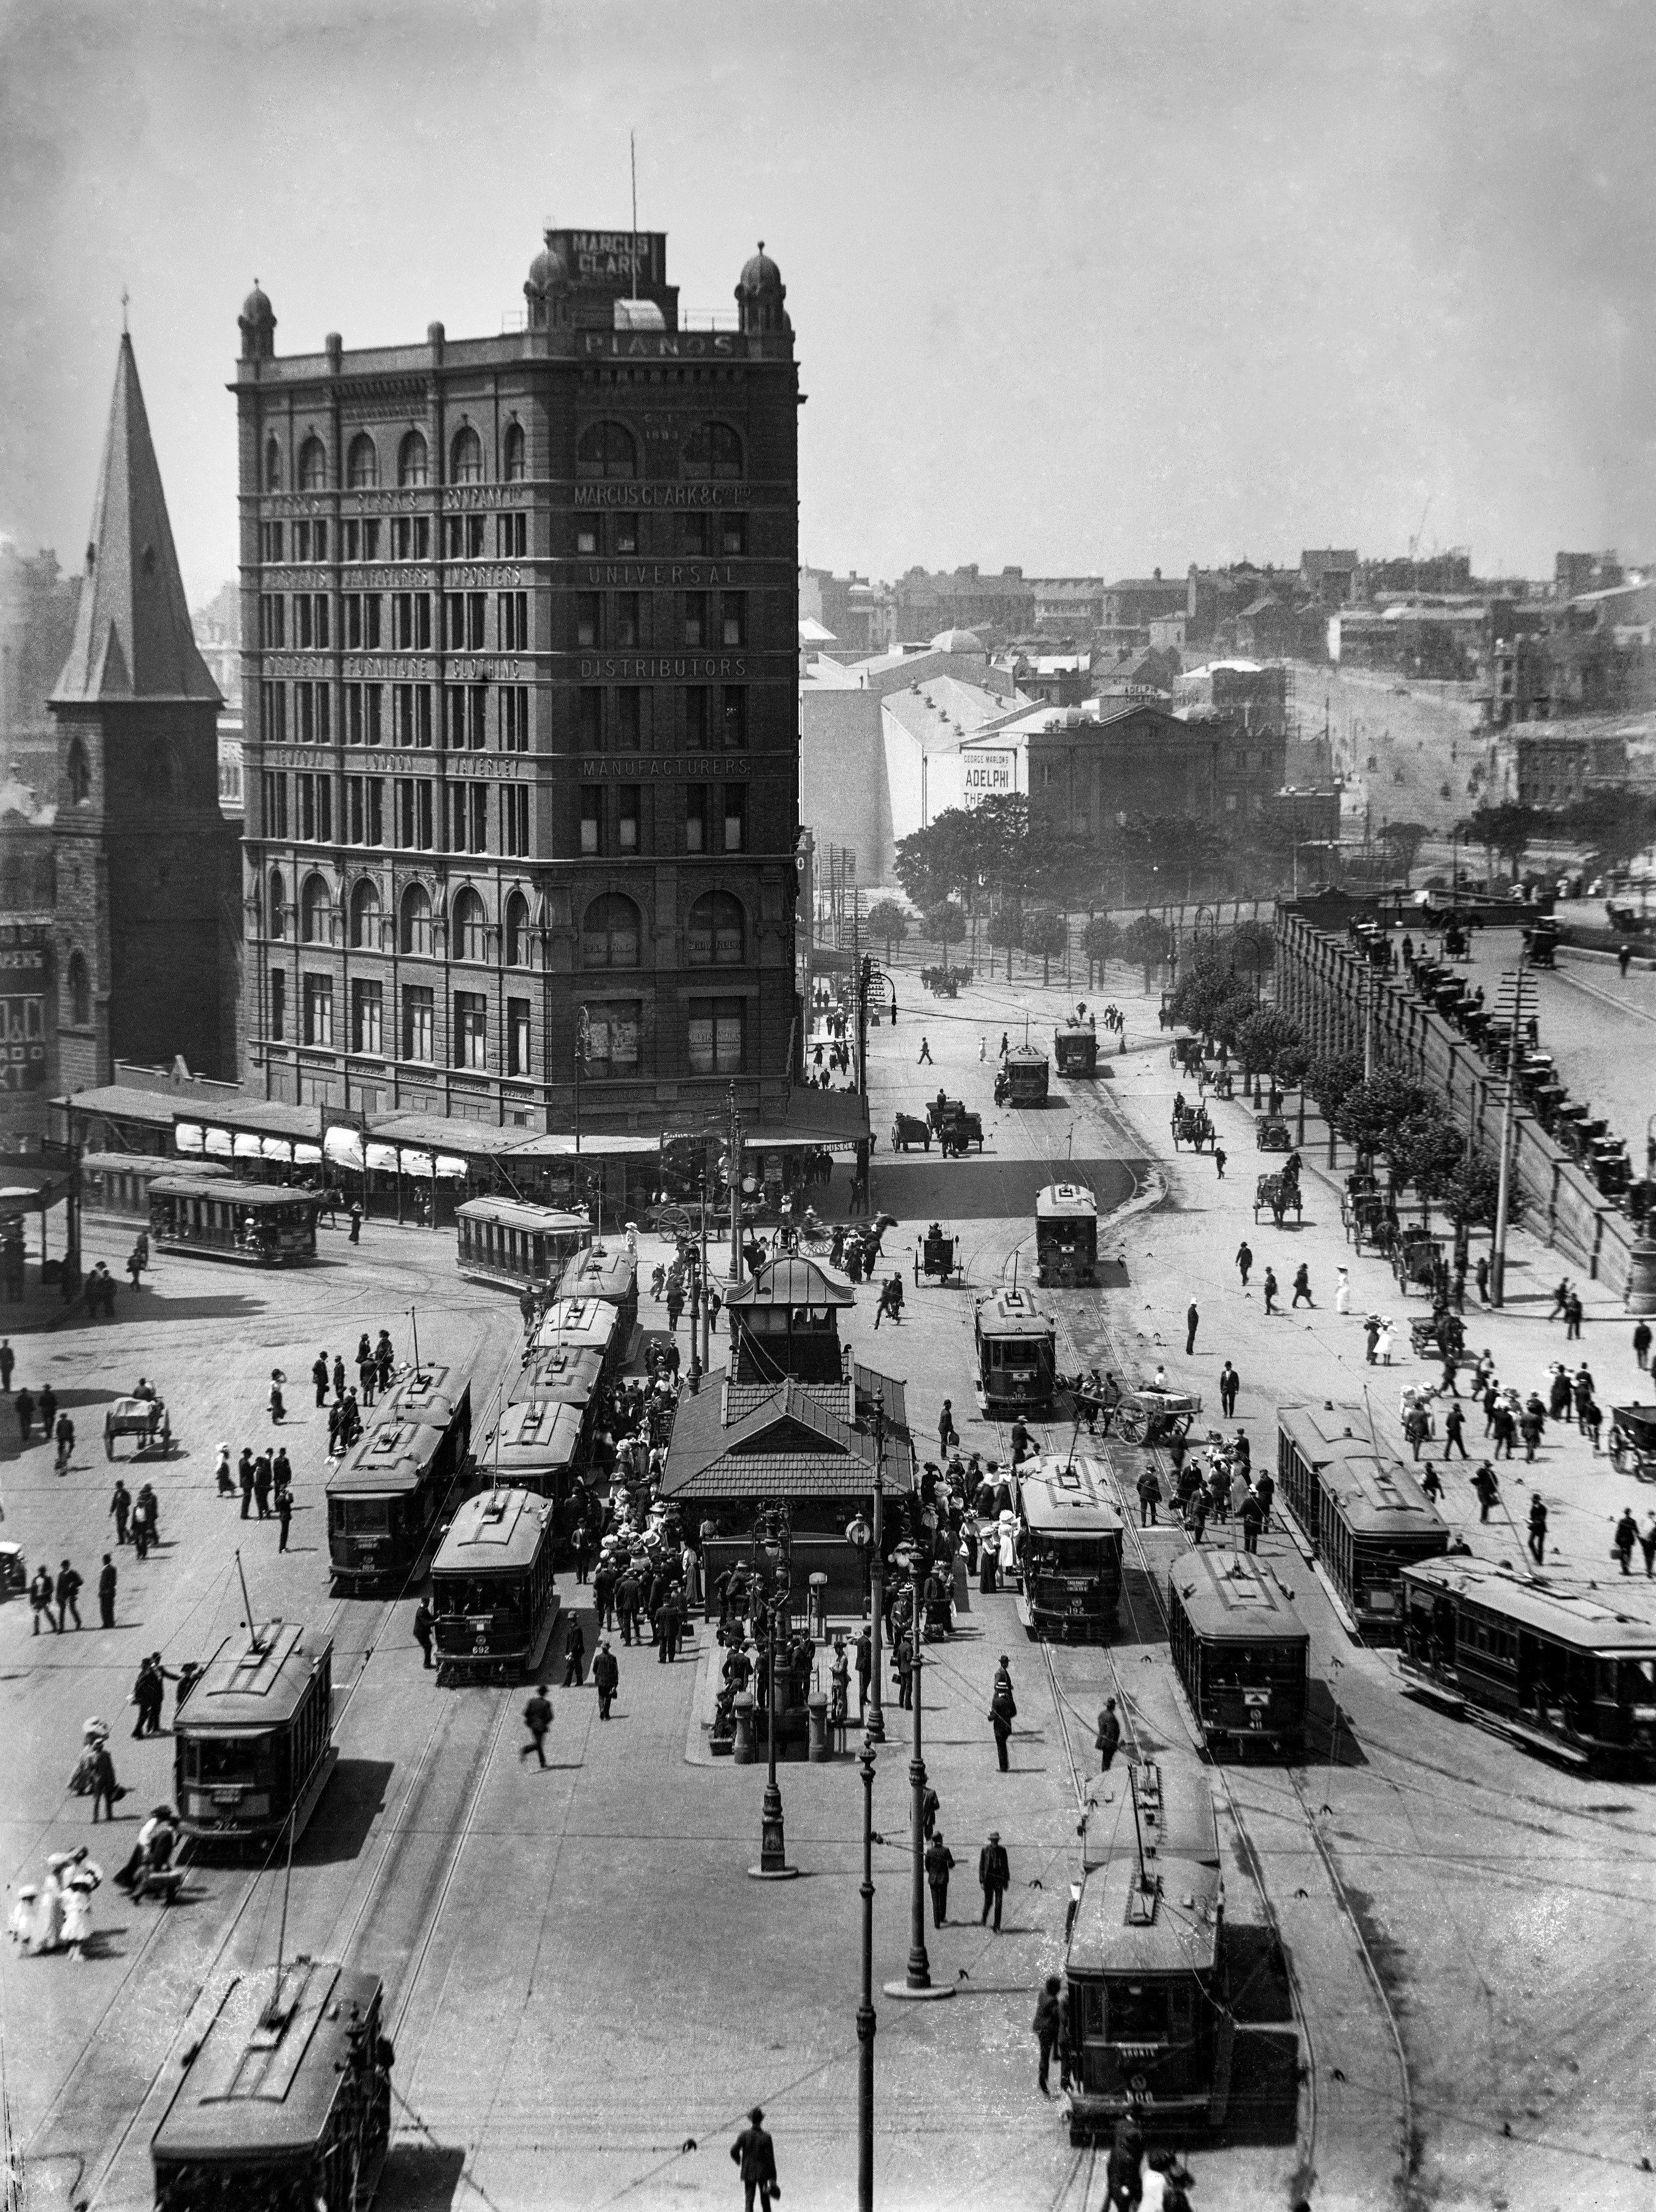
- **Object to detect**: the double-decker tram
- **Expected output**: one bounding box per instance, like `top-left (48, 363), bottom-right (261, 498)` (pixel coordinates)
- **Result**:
top-left (530, 1294), bottom-right (625, 1379)
top-left (173, 1620), bottom-right (336, 1849)
top-left (150, 1958), bottom-right (391, 2212)
top-left (1400, 1556), bottom-right (1656, 1768)
top-left (326, 1416), bottom-right (452, 1592)
top-left (1168, 1551), bottom-right (1310, 1761)
top-left (974, 1287), bottom-right (1057, 1413)
top-left (147, 1177), bottom-right (322, 1266)
top-left (478, 1398), bottom-right (587, 1501)
top-left (1013, 1454), bottom-right (1124, 1639)
top-left (1034, 1181), bottom-right (1098, 1287)
top-left (430, 1486), bottom-right (560, 1682)
top-left (557, 1241), bottom-right (640, 1340)
top-left (455, 1197), bottom-right (589, 1295)
top-left (1276, 1405), bottom-right (1448, 1639)
top-left (1063, 1761), bottom-right (1229, 2141)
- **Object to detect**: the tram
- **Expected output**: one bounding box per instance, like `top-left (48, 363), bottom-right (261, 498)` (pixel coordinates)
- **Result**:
top-left (1004, 1043), bottom-right (1050, 1105)
top-left (147, 1176), bottom-right (322, 1265)
top-left (478, 1398), bottom-right (588, 1500)
top-left (150, 1958), bottom-right (391, 2212)
top-left (82, 1153), bottom-right (230, 1218)
top-left (1034, 1181), bottom-right (1098, 1287)
top-left (1063, 1760), bottom-right (1229, 2140)
top-left (1013, 1454), bottom-right (1124, 1639)
top-left (509, 1342), bottom-right (605, 1465)
top-left (1168, 1550), bottom-right (1310, 1761)
top-left (455, 1197), bottom-right (589, 1295)
top-left (430, 1485), bottom-right (560, 1682)
top-left (530, 1294), bottom-right (625, 1379)
top-left (380, 1358), bottom-right (474, 1466)
top-left (1277, 1406), bottom-right (1448, 1639)
top-left (1053, 1012), bottom-right (1099, 1078)
top-left (172, 1620), bottom-right (335, 1848)
top-left (974, 1287), bottom-right (1057, 1412)
top-left (1400, 1556), bottom-right (1656, 1767)
top-left (326, 1416), bottom-right (453, 1591)
top-left (556, 1241), bottom-right (640, 1338)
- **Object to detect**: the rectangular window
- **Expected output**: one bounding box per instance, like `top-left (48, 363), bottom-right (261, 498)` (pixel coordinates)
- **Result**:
top-left (395, 778), bottom-right (415, 849)
top-left (296, 596), bottom-right (313, 649)
top-left (261, 521), bottom-right (284, 563)
top-left (687, 996), bottom-right (744, 1075)
top-left (346, 776), bottom-right (365, 844)
top-left (617, 687), bottom-right (641, 750)
top-left (507, 996), bottom-right (532, 1077)
top-left (365, 776), bottom-right (384, 845)
top-left (720, 513), bottom-right (747, 559)
top-left (682, 513), bottom-right (709, 558)
top-left (351, 979), bottom-right (383, 1056)
top-left (343, 519), bottom-right (359, 563)
top-left (394, 685), bottom-right (414, 747)
top-left (616, 592), bottom-right (640, 649)
top-left (720, 592), bottom-right (746, 647)
top-left (468, 783), bottom-right (487, 849)
top-left (269, 967), bottom-right (286, 1040)
top-left (685, 785), bottom-right (708, 853)
top-left (445, 593), bottom-right (465, 651)
top-left (685, 685), bottom-right (708, 749)
top-left (417, 593), bottom-right (432, 649)
top-left (579, 687), bottom-right (603, 750)
top-left (585, 1001), bottom-right (641, 1075)
top-left (614, 514), bottom-right (639, 555)
top-left (617, 785), bottom-right (641, 853)
top-left (497, 512), bottom-right (527, 558)
top-left (394, 593), bottom-right (412, 649)
top-left (316, 684), bottom-right (331, 745)
top-left (684, 593), bottom-right (708, 647)
top-left (261, 769), bottom-right (288, 839)
top-left (297, 684), bottom-right (315, 744)
top-left (297, 772), bottom-right (315, 842)
top-left (467, 513), bottom-right (485, 559)
top-left (402, 984), bottom-right (434, 1062)
top-left (723, 783), bottom-right (747, 853)
top-left (303, 974), bottom-right (334, 1049)
top-left (344, 684), bottom-right (363, 744)
top-left (467, 593), bottom-right (487, 651)
top-left (576, 593), bottom-right (600, 649)
top-left (576, 518), bottom-right (599, 556)
top-left (344, 595), bottom-right (362, 650)
top-left (315, 594), bottom-right (330, 648)
top-left (445, 687), bottom-right (465, 750)
top-left (498, 591), bottom-right (528, 650)
top-left (454, 991), bottom-right (487, 1070)
top-left (722, 686), bottom-right (748, 750)
top-left (501, 783), bottom-right (528, 857)
top-left (365, 683), bottom-right (383, 746)
top-left (502, 685), bottom-right (529, 752)
top-left (580, 788), bottom-right (600, 855)
top-left (443, 516), bottom-right (462, 561)
top-left (260, 595), bottom-right (286, 649)
top-left (364, 519), bottom-right (381, 561)
top-left (418, 780), bottom-right (435, 850)
top-left (467, 685), bottom-right (486, 749)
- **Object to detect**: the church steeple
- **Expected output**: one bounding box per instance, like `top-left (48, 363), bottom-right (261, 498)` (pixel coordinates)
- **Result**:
top-left (52, 333), bottom-right (219, 705)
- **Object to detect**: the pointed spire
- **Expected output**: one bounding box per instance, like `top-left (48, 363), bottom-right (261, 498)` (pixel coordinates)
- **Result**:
top-left (52, 334), bottom-right (220, 705)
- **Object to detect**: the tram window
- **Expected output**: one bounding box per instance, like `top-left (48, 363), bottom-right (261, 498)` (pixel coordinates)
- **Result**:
top-left (190, 1736), bottom-right (276, 1786)
top-left (349, 1499), bottom-right (391, 1534)
top-left (1079, 1984), bottom-right (1106, 2040)
top-left (1107, 1980), bottom-right (1170, 2040)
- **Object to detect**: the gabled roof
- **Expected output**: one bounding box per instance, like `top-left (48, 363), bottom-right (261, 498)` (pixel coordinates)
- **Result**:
top-left (53, 335), bottom-right (220, 706)
top-left (660, 1370), bottom-right (912, 1501)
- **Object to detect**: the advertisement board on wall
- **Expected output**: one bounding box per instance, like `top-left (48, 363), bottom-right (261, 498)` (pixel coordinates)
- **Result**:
top-left (0, 929), bottom-right (52, 1099)
top-left (961, 749), bottom-right (1018, 809)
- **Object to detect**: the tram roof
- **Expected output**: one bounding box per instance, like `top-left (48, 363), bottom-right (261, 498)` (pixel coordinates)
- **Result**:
top-left (557, 1244), bottom-right (638, 1302)
top-left (150, 1959), bottom-right (381, 2159)
top-left (975, 1287), bottom-right (1055, 1339)
top-left (1006, 1044), bottom-right (1048, 1067)
top-left (531, 1297), bottom-right (622, 1356)
top-left (1080, 1761), bottom-right (1219, 1874)
top-left (1170, 1552), bottom-right (1309, 1644)
top-left (382, 1360), bottom-right (472, 1428)
top-left (483, 1397), bottom-right (587, 1471)
top-left (433, 1486), bottom-right (554, 1575)
top-left (1318, 1444), bottom-right (1449, 1542)
top-left (177, 1621), bottom-right (330, 1730)
top-left (327, 1416), bottom-right (446, 1496)
top-left (1035, 1183), bottom-right (1097, 1220)
top-left (146, 1175), bottom-right (320, 1210)
top-left (82, 1150), bottom-right (231, 1177)
top-left (457, 1196), bottom-right (591, 1237)
top-left (1278, 1401), bottom-right (1370, 1465)
top-left (1066, 1850), bottom-right (1223, 1978)
top-left (1017, 1454), bottom-right (1123, 1534)
top-left (1403, 1557), bottom-right (1656, 1652)
top-left (510, 1343), bottom-right (603, 1407)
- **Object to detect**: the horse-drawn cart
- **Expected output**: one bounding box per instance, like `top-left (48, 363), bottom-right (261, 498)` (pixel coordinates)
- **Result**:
top-left (1609, 1404), bottom-right (1656, 1481)
top-left (1113, 1386), bottom-right (1203, 1447)
top-left (1253, 1171), bottom-right (1303, 1226)
top-left (104, 1395), bottom-right (174, 1460)
top-left (1171, 1105), bottom-right (1213, 1151)
top-left (914, 1225), bottom-right (964, 1287)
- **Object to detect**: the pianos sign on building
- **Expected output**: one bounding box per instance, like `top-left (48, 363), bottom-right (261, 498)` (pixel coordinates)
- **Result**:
top-left (0, 925), bottom-right (54, 1138)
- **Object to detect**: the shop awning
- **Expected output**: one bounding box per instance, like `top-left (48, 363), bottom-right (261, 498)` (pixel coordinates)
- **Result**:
top-left (503, 1132), bottom-right (661, 1159)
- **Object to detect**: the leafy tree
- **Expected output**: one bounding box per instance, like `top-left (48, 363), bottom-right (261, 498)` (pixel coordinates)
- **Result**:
top-left (1223, 919), bottom-right (1275, 983)
top-left (1379, 820), bottom-right (1432, 885)
top-left (1438, 1148), bottom-right (1519, 1232)
top-left (893, 812), bottom-right (980, 910)
top-left (1395, 1112), bottom-right (1466, 1220)
top-left (1233, 1008), bottom-right (1304, 1081)
top-left (1022, 904), bottom-right (1069, 985)
top-left (1121, 912), bottom-right (1171, 991)
top-left (1456, 801), bottom-right (1543, 880)
top-left (1306, 1048), bottom-right (1365, 1164)
top-left (1336, 1071), bottom-right (1433, 1177)
top-left (865, 899), bottom-right (910, 964)
top-left (1275, 1045), bottom-right (1311, 1092)
top-left (923, 900), bottom-right (965, 949)
top-left (1170, 952), bottom-right (1253, 1047)
top-left (1555, 789), bottom-right (1656, 872)
top-left (1082, 914), bottom-right (1122, 989)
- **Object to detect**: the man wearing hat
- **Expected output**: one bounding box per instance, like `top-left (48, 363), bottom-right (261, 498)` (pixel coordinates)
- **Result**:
top-left (592, 1636), bottom-right (619, 1720)
top-left (729, 2105), bottom-right (779, 2210)
top-left (979, 1828), bottom-right (1010, 1931)
top-left (924, 1828), bottom-right (955, 1926)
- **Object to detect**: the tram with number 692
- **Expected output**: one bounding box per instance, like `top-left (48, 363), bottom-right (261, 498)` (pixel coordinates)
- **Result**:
top-left (1168, 1550), bottom-right (1310, 1761)
top-left (1013, 1454), bottom-right (1124, 1639)
top-left (173, 1620), bottom-right (336, 1849)
top-left (430, 1486), bottom-right (562, 1683)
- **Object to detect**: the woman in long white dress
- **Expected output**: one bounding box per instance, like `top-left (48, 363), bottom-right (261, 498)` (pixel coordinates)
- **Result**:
top-left (62, 1853), bottom-right (102, 1961)
top-left (30, 1856), bottom-right (70, 1954)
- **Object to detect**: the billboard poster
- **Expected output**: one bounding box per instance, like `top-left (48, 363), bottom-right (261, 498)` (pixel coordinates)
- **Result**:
top-left (961, 749), bottom-right (1018, 809)
top-left (0, 933), bottom-right (52, 1095)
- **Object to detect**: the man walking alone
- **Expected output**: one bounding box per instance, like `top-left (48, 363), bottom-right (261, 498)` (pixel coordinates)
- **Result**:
top-left (519, 1684), bottom-right (552, 1768)
top-left (1185, 1300), bottom-right (1199, 1356)
top-left (979, 1829), bottom-right (1010, 1931)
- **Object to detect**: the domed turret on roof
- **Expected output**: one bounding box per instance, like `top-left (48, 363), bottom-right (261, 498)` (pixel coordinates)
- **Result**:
top-left (735, 240), bottom-right (790, 336)
top-left (929, 627), bottom-right (985, 655)
top-left (524, 232), bottom-right (571, 330)
top-left (238, 280), bottom-right (276, 362)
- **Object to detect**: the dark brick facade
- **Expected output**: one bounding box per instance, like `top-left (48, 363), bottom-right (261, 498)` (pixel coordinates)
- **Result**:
top-left (232, 229), bottom-right (801, 1133)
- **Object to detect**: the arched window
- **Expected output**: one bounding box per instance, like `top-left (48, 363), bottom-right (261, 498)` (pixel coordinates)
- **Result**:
top-left (398, 430), bottom-right (429, 488)
top-left (299, 436), bottom-right (328, 491)
top-left (450, 426), bottom-right (483, 483)
top-left (687, 890), bottom-right (744, 966)
top-left (66, 739), bottom-right (91, 805)
top-left (581, 893), bottom-right (642, 968)
top-left (144, 740), bottom-right (175, 801)
top-left (68, 951), bottom-right (90, 1027)
top-left (682, 422), bottom-right (744, 481)
top-left (399, 882), bottom-right (433, 955)
top-left (264, 437), bottom-right (282, 492)
top-left (452, 885), bottom-right (487, 961)
top-left (576, 422), bottom-right (636, 481)
top-left (505, 889), bottom-right (532, 967)
top-left (503, 424), bottom-right (526, 482)
top-left (300, 871), bottom-right (334, 944)
top-left (268, 869), bottom-right (286, 940)
top-left (346, 433), bottom-right (380, 489)
top-left (349, 878), bottom-right (382, 948)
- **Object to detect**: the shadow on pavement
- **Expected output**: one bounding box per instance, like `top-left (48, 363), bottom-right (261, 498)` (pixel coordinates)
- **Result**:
top-left (299, 1758), bottom-right (396, 1863)
top-left (1218, 2027), bottom-right (1302, 2147)
top-left (872, 1157), bottom-right (1140, 1224)
top-left (379, 2141), bottom-right (467, 2211)
top-left (87, 1292), bottom-right (273, 1325)
top-left (1226, 1925), bottom-right (1295, 2026)
top-left (1302, 1679), bottom-right (1369, 1767)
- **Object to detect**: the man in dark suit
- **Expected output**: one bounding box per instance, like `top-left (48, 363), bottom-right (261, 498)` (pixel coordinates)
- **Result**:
top-left (730, 2105), bottom-right (778, 2210)
top-left (925, 1830), bottom-right (955, 1926)
top-left (979, 1829), bottom-right (1010, 1931)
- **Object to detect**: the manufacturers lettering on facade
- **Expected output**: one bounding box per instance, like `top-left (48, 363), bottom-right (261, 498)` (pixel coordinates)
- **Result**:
top-left (579, 756), bottom-right (753, 779)
top-left (961, 750), bottom-right (1017, 808)
top-left (578, 657), bottom-right (749, 681)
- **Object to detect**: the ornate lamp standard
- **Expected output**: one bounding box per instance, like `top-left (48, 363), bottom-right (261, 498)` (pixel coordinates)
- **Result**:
top-left (863, 1391), bottom-right (887, 1744)
top-left (883, 1549), bottom-right (952, 2004)
top-left (855, 1728), bottom-right (877, 2212)
top-left (748, 1505), bottom-right (798, 1880)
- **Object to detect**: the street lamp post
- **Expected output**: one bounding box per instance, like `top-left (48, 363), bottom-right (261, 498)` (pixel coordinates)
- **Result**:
top-left (865, 1393), bottom-right (887, 1745)
top-left (748, 1508), bottom-right (798, 1880)
top-left (883, 1554), bottom-right (953, 2005)
top-left (856, 1730), bottom-right (877, 2212)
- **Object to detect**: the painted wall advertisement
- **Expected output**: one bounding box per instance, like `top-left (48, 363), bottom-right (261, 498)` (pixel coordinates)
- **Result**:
top-left (961, 749), bottom-right (1018, 809)
top-left (0, 931), bottom-right (52, 1096)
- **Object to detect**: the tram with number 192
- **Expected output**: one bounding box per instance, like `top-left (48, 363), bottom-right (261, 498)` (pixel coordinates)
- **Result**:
top-left (1013, 1454), bottom-right (1124, 1639)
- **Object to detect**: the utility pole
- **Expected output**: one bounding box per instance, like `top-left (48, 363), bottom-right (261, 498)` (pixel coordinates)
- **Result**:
top-left (1489, 947), bottom-right (1533, 1308)
top-left (856, 1731), bottom-right (877, 2212)
top-left (727, 1082), bottom-right (743, 1286)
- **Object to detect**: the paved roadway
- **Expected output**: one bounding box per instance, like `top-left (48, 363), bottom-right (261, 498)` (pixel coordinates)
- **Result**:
top-left (4, 954), bottom-right (1654, 2210)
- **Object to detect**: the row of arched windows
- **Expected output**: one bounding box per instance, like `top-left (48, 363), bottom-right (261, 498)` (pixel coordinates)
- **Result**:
top-left (267, 871), bottom-right (744, 967)
top-left (263, 418), bottom-right (743, 492)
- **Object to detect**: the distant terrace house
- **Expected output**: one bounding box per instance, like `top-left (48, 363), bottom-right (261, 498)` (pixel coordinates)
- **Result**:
top-left (1100, 573), bottom-right (1188, 631)
top-left (1514, 730), bottom-right (1631, 807)
top-left (1299, 548), bottom-right (1359, 609)
top-left (1328, 603), bottom-right (1487, 682)
top-left (888, 565), bottom-right (1036, 647)
top-left (799, 566), bottom-right (890, 663)
top-left (1028, 576), bottom-right (1105, 637)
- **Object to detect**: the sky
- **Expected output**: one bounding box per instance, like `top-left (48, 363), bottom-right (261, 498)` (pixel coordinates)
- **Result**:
top-left (2, 0), bottom-right (1654, 606)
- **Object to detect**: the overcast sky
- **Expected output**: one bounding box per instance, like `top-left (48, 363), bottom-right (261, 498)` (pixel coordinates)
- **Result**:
top-left (2, 0), bottom-right (1652, 605)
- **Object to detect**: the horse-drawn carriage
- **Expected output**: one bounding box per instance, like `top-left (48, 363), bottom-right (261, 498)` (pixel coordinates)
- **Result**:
top-left (928, 1099), bottom-right (984, 1154)
top-left (1113, 1386), bottom-right (1203, 1447)
top-left (1410, 1306), bottom-right (1467, 1364)
top-left (913, 1224), bottom-right (965, 1288)
top-left (891, 1112), bottom-right (933, 1153)
top-left (1169, 1036), bottom-right (1204, 1074)
top-left (1253, 1170), bottom-right (1303, 1226)
top-left (1203, 1060), bottom-right (1235, 1100)
top-left (1255, 1115), bottom-right (1291, 1151)
top-left (1608, 1404), bottom-right (1656, 1481)
top-left (1391, 1230), bottom-right (1444, 1295)
top-left (920, 964), bottom-right (972, 997)
top-left (1171, 1104), bottom-right (1213, 1151)
top-left (104, 1395), bottom-right (174, 1460)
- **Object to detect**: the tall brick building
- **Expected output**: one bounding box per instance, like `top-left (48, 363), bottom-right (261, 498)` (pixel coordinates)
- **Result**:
top-left (50, 335), bottom-right (240, 1089)
top-left (234, 226), bottom-right (802, 1131)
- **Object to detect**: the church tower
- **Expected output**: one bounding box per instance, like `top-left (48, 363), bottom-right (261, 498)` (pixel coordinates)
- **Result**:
top-left (51, 334), bottom-right (238, 1086)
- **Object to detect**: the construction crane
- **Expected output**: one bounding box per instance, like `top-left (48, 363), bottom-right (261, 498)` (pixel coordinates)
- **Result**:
top-left (1408, 497), bottom-right (1432, 588)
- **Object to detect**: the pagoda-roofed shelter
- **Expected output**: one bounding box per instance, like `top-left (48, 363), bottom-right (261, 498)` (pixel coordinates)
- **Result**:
top-left (725, 1253), bottom-right (855, 1385)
